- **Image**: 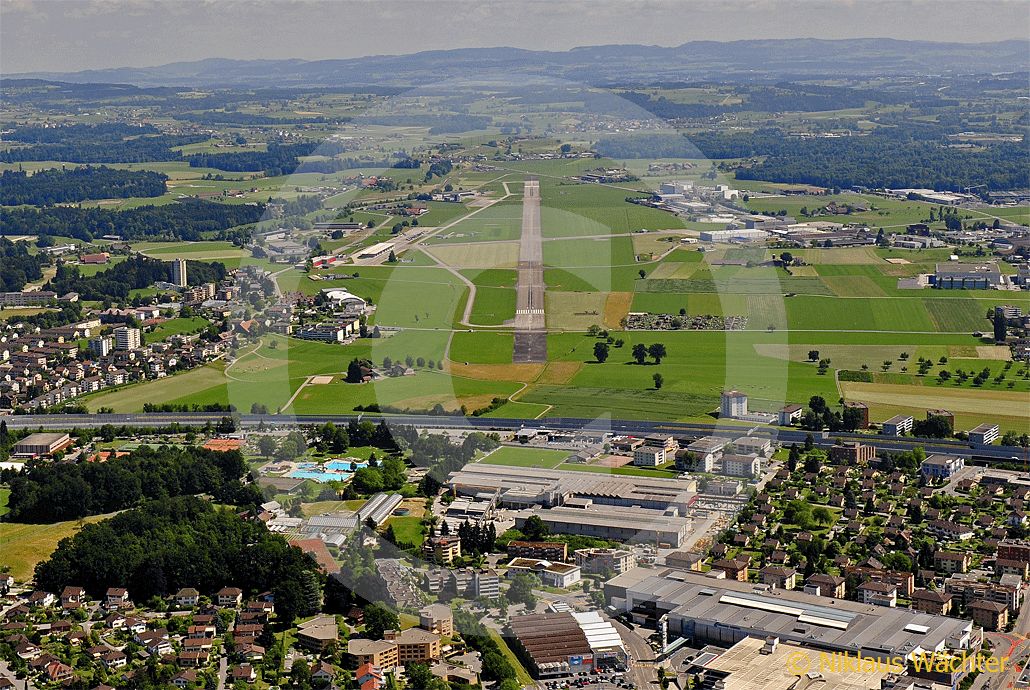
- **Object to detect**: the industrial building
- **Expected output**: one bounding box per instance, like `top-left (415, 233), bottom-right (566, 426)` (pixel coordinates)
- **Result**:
top-left (447, 464), bottom-right (697, 513)
top-left (933, 262), bottom-right (1004, 290)
top-left (605, 569), bottom-right (974, 661)
top-left (515, 504), bottom-right (693, 548)
top-left (508, 611), bottom-right (626, 678)
top-left (13, 432), bottom-right (72, 458)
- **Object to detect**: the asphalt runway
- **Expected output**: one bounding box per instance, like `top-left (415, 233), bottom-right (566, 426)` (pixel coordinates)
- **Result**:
top-left (514, 179), bottom-right (547, 362)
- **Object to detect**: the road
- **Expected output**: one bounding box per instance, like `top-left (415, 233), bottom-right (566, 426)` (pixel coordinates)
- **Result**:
top-left (514, 178), bottom-right (547, 362)
top-left (5, 413), bottom-right (1025, 463)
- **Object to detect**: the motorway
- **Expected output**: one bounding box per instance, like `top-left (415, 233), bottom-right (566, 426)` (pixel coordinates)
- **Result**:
top-left (5, 412), bottom-right (1026, 463)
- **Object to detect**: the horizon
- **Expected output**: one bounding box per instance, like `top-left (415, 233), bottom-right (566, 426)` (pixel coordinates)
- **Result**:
top-left (7, 34), bottom-right (1030, 79)
top-left (3, 0), bottom-right (1029, 75)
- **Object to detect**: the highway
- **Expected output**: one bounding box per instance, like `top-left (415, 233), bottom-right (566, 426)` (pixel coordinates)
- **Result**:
top-left (2, 412), bottom-right (1026, 462)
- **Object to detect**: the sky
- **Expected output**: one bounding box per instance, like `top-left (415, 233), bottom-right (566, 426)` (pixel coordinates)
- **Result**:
top-left (2, 0), bottom-right (1029, 74)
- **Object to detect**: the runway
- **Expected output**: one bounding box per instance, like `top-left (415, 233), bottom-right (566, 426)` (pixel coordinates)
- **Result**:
top-left (513, 178), bottom-right (547, 362)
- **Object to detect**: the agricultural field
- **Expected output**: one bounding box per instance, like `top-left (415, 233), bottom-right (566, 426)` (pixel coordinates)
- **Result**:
top-left (0, 514), bottom-right (113, 581)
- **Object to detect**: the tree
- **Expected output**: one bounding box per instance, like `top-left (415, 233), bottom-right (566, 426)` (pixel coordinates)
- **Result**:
top-left (648, 343), bottom-right (667, 364)
top-left (807, 350), bottom-right (820, 361)
top-left (346, 358), bottom-right (365, 383)
top-left (808, 396), bottom-right (827, 414)
top-left (652, 372), bottom-right (664, 389)
top-left (631, 343), bottom-right (648, 364)
top-left (363, 602), bottom-right (400, 640)
top-left (787, 444), bottom-right (800, 472)
top-left (522, 515), bottom-right (549, 541)
top-left (387, 250), bottom-right (397, 263)
top-left (638, 269), bottom-right (646, 279)
top-left (508, 573), bottom-right (539, 609)
top-left (995, 313), bottom-right (1007, 343)
top-left (593, 342), bottom-right (609, 363)
top-left (256, 436), bottom-right (277, 457)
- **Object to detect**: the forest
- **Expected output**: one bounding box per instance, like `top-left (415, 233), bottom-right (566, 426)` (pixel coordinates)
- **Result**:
top-left (5, 444), bottom-right (254, 522)
top-left (47, 255), bottom-right (228, 300)
top-left (596, 128), bottom-right (1030, 191)
top-left (34, 496), bottom-right (324, 624)
top-left (0, 123), bottom-right (207, 164)
top-left (0, 237), bottom-right (47, 291)
top-left (0, 198), bottom-right (265, 241)
top-left (0, 166), bottom-right (167, 205)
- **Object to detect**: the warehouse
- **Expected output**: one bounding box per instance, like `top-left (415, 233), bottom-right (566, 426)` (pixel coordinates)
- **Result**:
top-left (605, 569), bottom-right (973, 661)
top-left (508, 611), bottom-right (626, 678)
top-left (13, 432), bottom-right (72, 458)
top-left (447, 464), bottom-right (697, 513)
top-left (515, 504), bottom-right (692, 548)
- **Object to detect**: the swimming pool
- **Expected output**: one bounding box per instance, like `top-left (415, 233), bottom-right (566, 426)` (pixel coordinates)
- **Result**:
top-left (326, 460), bottom-right (368, 472)
top-left (288, 460), bottom-right (366, 483)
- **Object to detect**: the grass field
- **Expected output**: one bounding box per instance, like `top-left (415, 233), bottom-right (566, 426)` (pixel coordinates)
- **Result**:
top-left (145, 316), bottom-right (210, 343)
top-left (382, 515), bottom-right (425, 548)
top-left (449, 332), bottom-right (515, 364)
top-left (0, 514), bottom-right (112, 581)
top-left (480, 446), bottom-right (569, 468)
top-left (0, 488), bottom-right (9, 517)
top-left (840, 381), bottom-right (1030, 431)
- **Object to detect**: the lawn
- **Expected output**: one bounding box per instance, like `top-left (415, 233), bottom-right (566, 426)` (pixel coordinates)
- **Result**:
top-left (0, 514), bottom-right (112, 581)
top-left (0, 487), bottom-right (9, 517)
top-left (462, 269), bottom-right (517, 325)
top-left (480, 446), bottom-right (569, 469)
top-left (145, 316), bottom-right (210, 344)
top-left (449, 332), bottom-right (515, 364)
top-left (382, 515), bottom-right (425, 548)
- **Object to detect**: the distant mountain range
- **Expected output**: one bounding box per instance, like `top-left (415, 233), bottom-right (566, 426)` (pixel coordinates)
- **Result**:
top-left (7, 38), bottom-right (1028, 87)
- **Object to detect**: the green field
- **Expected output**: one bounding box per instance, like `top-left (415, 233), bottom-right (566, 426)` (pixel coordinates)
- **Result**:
top-left (145, 316), bottom-right (210, 343)
top-left (463, 269), bottom-right (517, 325)
top-left (382, 515), bottom-right (425, 548)
top-left (0, 514), bottom-right (112, 581)
top-left (480, 446), bottom-right (569, 468)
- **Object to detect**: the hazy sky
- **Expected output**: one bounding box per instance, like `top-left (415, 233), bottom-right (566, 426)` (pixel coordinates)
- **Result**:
top-left (3, 0), bottom-right (1029, 74)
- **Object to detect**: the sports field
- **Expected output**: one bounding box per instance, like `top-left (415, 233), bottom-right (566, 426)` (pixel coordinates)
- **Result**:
top-left (480, 446), bottom-right (569, 468)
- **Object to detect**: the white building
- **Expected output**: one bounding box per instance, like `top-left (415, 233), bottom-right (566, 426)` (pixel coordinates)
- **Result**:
top-left (505, 558), bottom-right (582, 588)
top-left (320, 288), bottom-right (367, 311)
top-left (968, 424), bottom-right (1000, 445)
top-left (633, 446), bottom-right (666, 467)
top-left (722, 454), bottom-right (760, 479)
top-left (721, 390), bottom-right (748, 418)
top-left (882, 415), bottom-right (914, 436)
top-left (113, 327), bottom-right (142, 351)
top-left (171, 259), bottom-right (187, 288)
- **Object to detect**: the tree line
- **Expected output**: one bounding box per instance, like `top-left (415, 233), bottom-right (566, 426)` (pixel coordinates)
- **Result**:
top-left (0, 198), bottom-right (265, 242)
top-left (47, 255), bottom-right (227, 301)
top-left (0, 236), bottom-right (47, 291)
top-left (596, 127), bottom-right (1030, 191)
top-left (0, 123), bottom-right (207, 164)
top-left (0, 166), bottom-right (168, 206)
top-left (34, 496), bottom-right (324, 625)
top-left (5, 444), bottom-right (256, 522)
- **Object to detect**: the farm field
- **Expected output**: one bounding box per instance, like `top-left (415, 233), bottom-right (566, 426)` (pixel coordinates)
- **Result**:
top-left (839, 381), bottom-right (1030, 431)
top-left (0, 514), bottom-right (113, 581)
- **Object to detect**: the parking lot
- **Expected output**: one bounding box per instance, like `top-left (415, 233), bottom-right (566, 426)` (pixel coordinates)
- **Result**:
top-left (542, 670), bottom-right (635, 690)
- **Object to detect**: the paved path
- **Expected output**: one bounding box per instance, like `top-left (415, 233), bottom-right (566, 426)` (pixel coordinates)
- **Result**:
top-left (513, 179), bottom-right (547, 362)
